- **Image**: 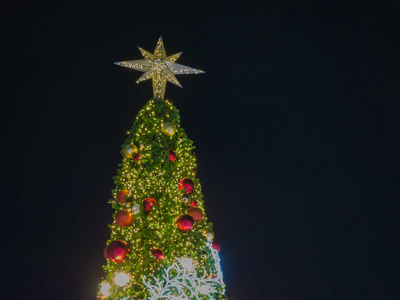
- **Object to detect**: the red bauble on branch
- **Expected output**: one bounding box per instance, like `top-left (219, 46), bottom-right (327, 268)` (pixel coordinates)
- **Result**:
top-left (177, 214), bottom-right (195, 231)
top-left (142, 197), bottom-right (158, 212)
top-left (115, 209), bottom-right (133, 227)
top-left (117, 190), bottom-right (130, 203)
top-left (107, 240), bottom-right (130, 263)
top-left (168, 149), bottom-right (176, 162)
top-left (212, 238), bottom-right (221, 252)
top-left (133, 153), bottom-right (140, 161)
top-left (152, 248), bottom-right (164, 261)
top-left (188, 207), bottom-right (203, 222)
top-left (179, 178), bottom-right (194, 194)
top-left (103, 245), bottom-right (109, 260)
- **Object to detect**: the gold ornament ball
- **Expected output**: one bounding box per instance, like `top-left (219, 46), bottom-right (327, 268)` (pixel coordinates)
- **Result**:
top-left (203, 229), bottom-right (214, 242)
top-left (162, 122), bottom-right (176, 137)
top-left (123, 144), bottom-right (138, 158)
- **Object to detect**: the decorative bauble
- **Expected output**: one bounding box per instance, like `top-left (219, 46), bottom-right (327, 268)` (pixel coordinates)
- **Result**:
top-left (132, 204), bottom-right (140, 214)
top-left (177, 214), bottom-right (195, 231)
top-left (107, 240), bottom-right (129, 263)
top-left (189, 200), bottom-right (198, 207)
top-left (179, 178), bottom-right (194, 194)
top-left (212, 238), bottom-right (221, 252)
top-left (181, 194), bottom-right (190, 204)
top-left (152, 248), bottom-right (164, 261)
top-left (117, 190), bottom-right (130, 203)
top-left (188, 207), bottom-right (203, 222)
top-left (203, 229), bottom-right (214, 242)
top-left (168, 149), bottom-right (176, 162)
top-left (103, 245), bottom-right (109, 260)
top-left (115, 209), bottom-right (133, 227)
top-left (133, 153), bottom-right (140, 161)
top-left (142, 197), bottom-right (158, 212)
top-left (162, 122), bottom-right (177, 137)
top-left (123, 144), bottom-right (138, 158)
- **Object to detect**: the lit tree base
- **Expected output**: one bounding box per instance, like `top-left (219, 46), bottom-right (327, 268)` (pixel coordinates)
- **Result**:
top-left (143, 244), bottom-right (225, 300)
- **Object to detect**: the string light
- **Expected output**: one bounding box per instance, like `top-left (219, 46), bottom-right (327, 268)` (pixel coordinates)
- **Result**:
top-left (143, 250), bottom-right (224, 299)
top-left (114, 272), bottom-right (130, 287)
top-left (100, 282), bottom-right (111, 297)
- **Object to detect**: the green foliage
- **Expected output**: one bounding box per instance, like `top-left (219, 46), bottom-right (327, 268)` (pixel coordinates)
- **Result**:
top-left (99, 99), bottom-right (222, 299)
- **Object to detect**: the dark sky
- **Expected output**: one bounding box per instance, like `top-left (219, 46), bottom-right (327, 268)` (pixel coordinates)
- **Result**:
top-left (3, 1), bottom-right (400, 299)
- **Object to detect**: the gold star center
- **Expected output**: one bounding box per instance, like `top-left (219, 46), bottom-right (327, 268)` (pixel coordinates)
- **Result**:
top-left (115, 36), bottom-right (204, 100)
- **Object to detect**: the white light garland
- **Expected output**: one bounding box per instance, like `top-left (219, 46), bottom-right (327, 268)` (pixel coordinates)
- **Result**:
top-left (100, 282), bottom-right (111, 297)
top-left (115, 272), bottom-right (130, 287)
top-left (142, 243), bottom-right (225, 300)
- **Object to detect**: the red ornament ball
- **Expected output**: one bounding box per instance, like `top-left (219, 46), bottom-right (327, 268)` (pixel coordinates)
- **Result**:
top-left (115, 209), bottom-right (133, 227)
top-left (107, 240), bottom-right (130, 263)
top-left (142, 197), bottom-right (158, 212)
top-left (179, 178), bottom-right (194, 194)
top-left (189, 200), bottom-right (198, 207)
top-left (212, 238), bottom-right (221, 252)
top-left (133, 153), bottom-right (140, 161)
top-left (188, 207), bottom-right (203, 222)
top-left (168, 149), bottom-right (177, 162)
top-left (117, 190), bottom-right (130, 203)
top-left (152, 248), bottom-right (164, 261)
top-left (103, 245), bottom-right (109, 260)
top-left (177, 214), bottom-right (195, 231)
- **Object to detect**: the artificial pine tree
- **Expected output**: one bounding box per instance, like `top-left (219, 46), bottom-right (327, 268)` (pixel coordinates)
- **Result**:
top-left (98, 37), bottom-right (227, 300)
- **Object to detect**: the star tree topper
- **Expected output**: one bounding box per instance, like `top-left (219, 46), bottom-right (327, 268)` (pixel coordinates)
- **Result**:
top-left (115, 37), bottom-right (205, 100)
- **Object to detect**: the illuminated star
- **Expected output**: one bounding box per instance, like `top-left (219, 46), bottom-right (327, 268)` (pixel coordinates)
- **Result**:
top-left (114, 36), bottom-right (205, 100)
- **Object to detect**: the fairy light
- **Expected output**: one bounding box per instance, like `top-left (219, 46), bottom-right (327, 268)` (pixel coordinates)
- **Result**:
top-left (180, 257), bottom-right (196, 271)
top-left (100, 282), bottom-right (111, 297)
top-left (198, 284), bottom-right (211, 294)
top-left (114, 272), bottom-right (130, 287)
top-left (143, 255), bottom-right (224, 299)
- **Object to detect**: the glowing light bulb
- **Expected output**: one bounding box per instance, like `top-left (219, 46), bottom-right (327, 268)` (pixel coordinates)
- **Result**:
top-left (180, 257), bottom-right (195, 271)
top-left (114, 272), bottom-right (130, 287)
top-left (100, 282), bottom-right (111, 297)
top-left (197, 284), bottom-right (211, 294)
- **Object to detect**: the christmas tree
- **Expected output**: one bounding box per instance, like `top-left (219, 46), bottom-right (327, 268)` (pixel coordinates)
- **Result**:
top-left (98, 37), bottom-right (227, 300)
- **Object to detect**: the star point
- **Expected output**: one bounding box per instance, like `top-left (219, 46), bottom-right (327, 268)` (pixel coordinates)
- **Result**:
top-left (114, 37), bottom-right (204, 100)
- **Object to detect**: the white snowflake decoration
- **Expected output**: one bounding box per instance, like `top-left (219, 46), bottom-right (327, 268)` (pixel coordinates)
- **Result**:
top-left (143, 243), bottom-right (225, 300)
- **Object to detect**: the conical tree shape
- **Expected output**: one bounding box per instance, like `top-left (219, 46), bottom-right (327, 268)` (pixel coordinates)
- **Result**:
top-left (98, 98), bottom-right (226, 300)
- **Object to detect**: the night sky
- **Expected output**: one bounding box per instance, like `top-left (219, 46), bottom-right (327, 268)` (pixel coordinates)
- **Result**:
top-left (3, 1), bottom-right (400, 299)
